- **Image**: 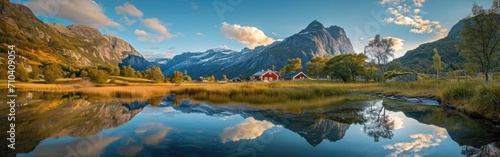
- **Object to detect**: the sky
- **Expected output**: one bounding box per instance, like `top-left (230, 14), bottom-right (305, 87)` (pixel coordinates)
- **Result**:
top-left (10, 0), bottom-right (495, 60)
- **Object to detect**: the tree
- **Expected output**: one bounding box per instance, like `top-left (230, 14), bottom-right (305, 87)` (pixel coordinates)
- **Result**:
top-left (323, 54), bottom-right (367, 82)
top-left (280, 58), bottom-right (302, 75)
top-left (457, 12), bottom-right (500, 82)
top-left (145, 66), bottom-right (164, 82)
top-left (135, 71), bottom-right (143, 78)
top-left (15, 65), bottom-right (29, 82)
top-left (307, 57), bottom-right (327, 79)
top-left (386, 61), bottom-right (403, 72)
top-left (222, 75), bottom-right (229, 82)
top-left (172, 71), bottom-right (184, 85)
top-left (364, 34), bottom-right (397, 72)
top-left (30, 65), bottom-right (41, 79)
top-left (120, 65), bottom-right (136, 78)
top-left (88, 69), bottom-right (108, 84)
top-left (184, 75), bottom-right (192, 82)
top-left (43, 64), bottom-right (63, 83)
top-left (210, 75), bottom-right (216, 82)
top-left (365, 61), bottom-right (380, 81)
top-left (80, 70), bottom-right (88, 77)
top-left (106, 65), bottom-right (120, 77)
top-left (432, 48), bottom-right (444, 79)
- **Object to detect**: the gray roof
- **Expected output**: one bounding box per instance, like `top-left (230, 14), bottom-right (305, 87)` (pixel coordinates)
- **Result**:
top-left (282, 72), bottom-right (306, 79)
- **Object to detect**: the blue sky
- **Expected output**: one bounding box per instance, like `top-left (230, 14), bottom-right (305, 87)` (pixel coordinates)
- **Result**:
top-left (12, 0), bottom-right (495, 60)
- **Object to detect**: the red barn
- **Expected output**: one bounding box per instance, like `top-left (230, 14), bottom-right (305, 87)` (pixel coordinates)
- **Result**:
top-left (282, 72), bottom-right (308, 80)
top-left (251, 70), bottom-right (279, 82)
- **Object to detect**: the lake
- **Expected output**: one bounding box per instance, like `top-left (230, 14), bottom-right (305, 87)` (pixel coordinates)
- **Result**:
top-left (1, 92), bottom-right (499, 157)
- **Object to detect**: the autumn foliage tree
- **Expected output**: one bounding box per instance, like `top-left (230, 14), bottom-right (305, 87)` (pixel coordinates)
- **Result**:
top-left (172, 71), bottom-right (184, 85)
top-left (43, 64), bottom-right (63, 83)
top-left (88, 68), bottom-right (109, 84)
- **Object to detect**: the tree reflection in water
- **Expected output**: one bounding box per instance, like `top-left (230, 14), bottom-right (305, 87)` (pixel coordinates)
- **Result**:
top-left (362, 101), bottom-right (395, 142)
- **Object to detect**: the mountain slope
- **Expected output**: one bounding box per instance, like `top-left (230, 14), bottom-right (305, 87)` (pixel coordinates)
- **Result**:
top-left (154, 20), bottom-right (355, 79)
top-left (0, 0), bottom-right (142, 68)
top-left (394, 19), bottom-right (466, 73)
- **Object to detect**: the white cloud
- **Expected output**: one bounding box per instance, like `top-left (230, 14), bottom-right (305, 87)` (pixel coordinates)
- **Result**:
top-left (381, 0), bottom-right (448, 38)
top-left (142, 52), bottom-right (172, 60)
top-left (220, 117), bottom-right (274, 143)
top-left (196, 32), bottom-right (204, 36)
top-left (368, 37), bottom-right (405, 51)
top-left (138, 18), bottom-right (175, 42)
top-left (134, 29), bottom-right (148, 36)
top-left (220, 22), bottom-right (276, 49)
top-left (380, 0), bottom-right (407, 5)
top-left (386, 37), bottom-right (405, 51)
top-left (26, 0), bottom-right (120, 27)
top-left (191, 2), bottom-right (199, 9)
top-left (413, 0), bottom-right (426, 7)
top-left (115, 2), bottom-right (143, 18)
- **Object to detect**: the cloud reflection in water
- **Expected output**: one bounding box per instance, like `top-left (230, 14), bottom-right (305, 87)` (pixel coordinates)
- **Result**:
top-left (220, 117), bottom-right (275, 143)
top-left (384, 127), bottom-right (448, 157)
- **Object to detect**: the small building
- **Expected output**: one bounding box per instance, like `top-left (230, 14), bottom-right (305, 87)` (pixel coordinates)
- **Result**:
top-left (282, 72), bottom-right (308, 81)
top-left (231, 77), bottom-right (242, 82)
top-left (251, 70), bottom-right (279, 82)
top-left (198, 77), bottom-right (208, 82)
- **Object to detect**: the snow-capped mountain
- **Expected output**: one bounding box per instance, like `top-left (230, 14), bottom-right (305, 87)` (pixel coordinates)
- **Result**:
top-left (123, 20), bottom-right (355, 79)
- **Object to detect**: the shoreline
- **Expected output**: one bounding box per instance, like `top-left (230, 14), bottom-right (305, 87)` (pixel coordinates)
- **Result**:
top-left (353, 92), bottom-right (500, 124)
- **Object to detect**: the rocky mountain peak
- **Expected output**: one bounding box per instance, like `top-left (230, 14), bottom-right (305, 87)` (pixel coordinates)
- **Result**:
top-left (1, 0), bottom-right (144, 67)
top-left (327, 25), bottom-right (346, 40)
top-left (68, 25), bottom-right (102, 38)
top-left (304, 20), bottom-right (326, 32)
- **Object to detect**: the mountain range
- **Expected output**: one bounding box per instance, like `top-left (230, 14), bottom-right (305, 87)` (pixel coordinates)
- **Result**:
top-left (122, 20), bottom-right (356, 79)
top-left (0, 0), bottom-right (142, 70)
top-left (393, 19), bottom-right (466, 73)
top-left (1, 0), bottom-right (479, 79)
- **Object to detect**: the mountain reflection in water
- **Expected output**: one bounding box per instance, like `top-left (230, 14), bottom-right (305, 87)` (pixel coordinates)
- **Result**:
top-left (1, 92), bottom-right (498, 157)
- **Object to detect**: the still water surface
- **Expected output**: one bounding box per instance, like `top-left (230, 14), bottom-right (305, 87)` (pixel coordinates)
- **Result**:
top-left (1, 92), bottom-right (499, 157)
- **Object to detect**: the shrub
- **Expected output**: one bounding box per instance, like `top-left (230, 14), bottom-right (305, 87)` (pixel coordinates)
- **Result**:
top-left (442, 82), bottom-right (476, 101)
top-left (475, 85), bottom-right (500, 111)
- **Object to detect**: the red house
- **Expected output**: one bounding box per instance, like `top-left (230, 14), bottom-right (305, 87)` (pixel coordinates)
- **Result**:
top-left (282, 72), bottom-right (308, 80)
top-left (251, 70), bottom-right (279, 82)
